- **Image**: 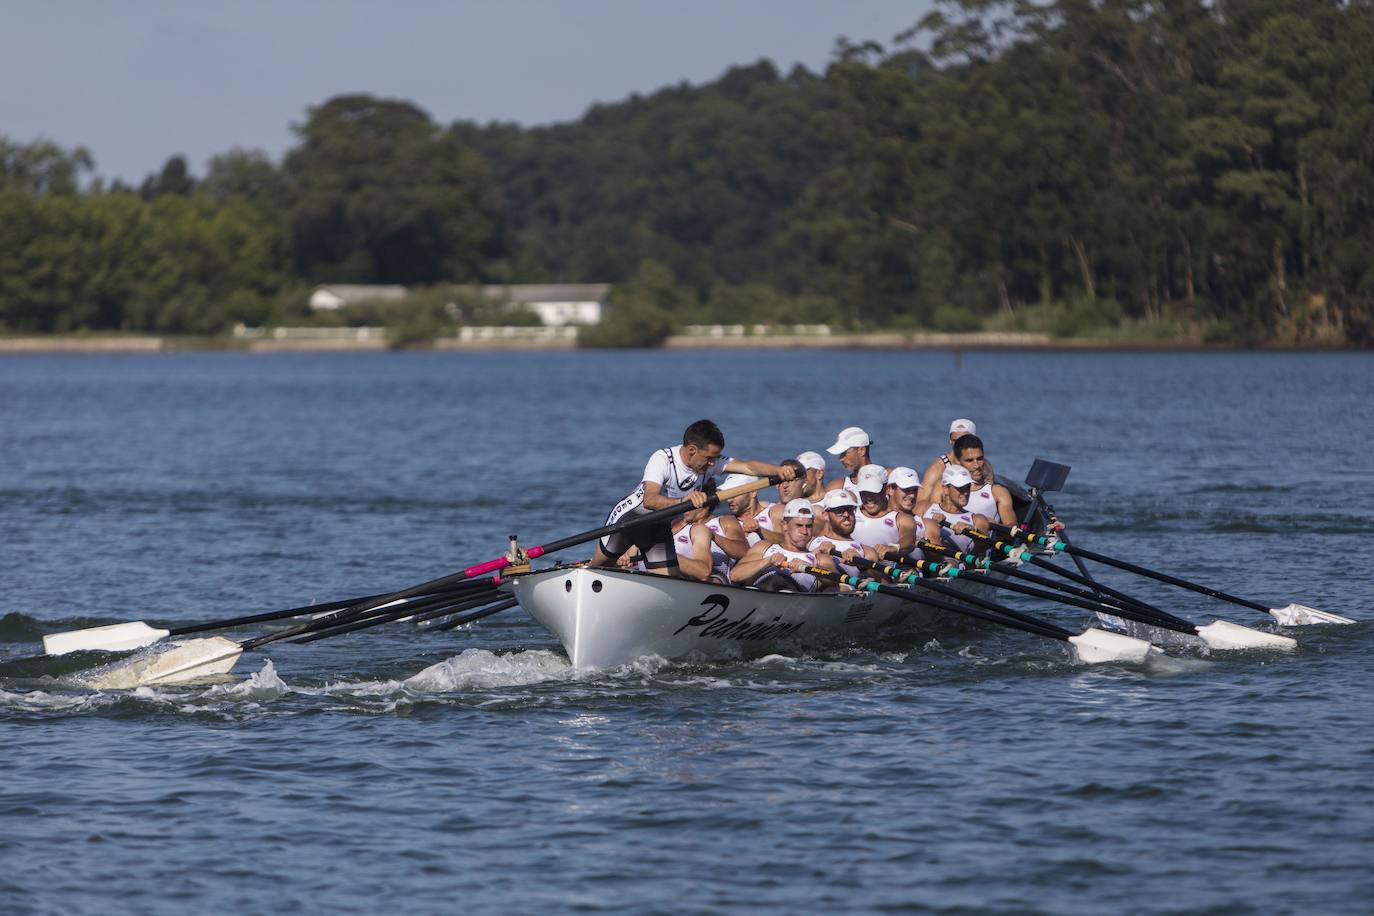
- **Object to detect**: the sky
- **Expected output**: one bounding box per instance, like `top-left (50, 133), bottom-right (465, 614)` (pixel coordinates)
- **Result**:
top-left (0, 0), bottom-right (933, 185)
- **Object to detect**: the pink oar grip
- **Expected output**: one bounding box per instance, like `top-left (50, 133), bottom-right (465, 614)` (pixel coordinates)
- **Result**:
top-left (527, 546), bottom-right (546, 559)
top-left (463, 557), bottom-right (510, 578)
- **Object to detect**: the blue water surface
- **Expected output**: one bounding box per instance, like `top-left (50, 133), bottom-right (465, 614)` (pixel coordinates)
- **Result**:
top-left (2, 350), bottom-right (1372, 915)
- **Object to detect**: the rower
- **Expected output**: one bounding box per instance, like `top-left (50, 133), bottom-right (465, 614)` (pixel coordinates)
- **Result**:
top-left (823, 426), bottom-right (876, 494)
top-left (851, 465), bottom-right (919, 555)
top-left (718, 472), bottom-right (771, 545)
top-left (731, 499), bottom-right (837, 593)
top-left (920, 418), bottom-right (978, 498)
top-left (590, 419), bottom-right (795, 576)
top-left (951, 433), bottom-right (1014, 526)
top-left (796, 451), bottom-right (828, 503)
top-left (887, 466), bottom-right (923, 517)
top-left (669, 508), bottom-right (742, 584)
top-left (808, 488), bottom-right (878, 573)
top-left (749, 459), bottom-right (808, 545)
top-left (918, 464), bottom-right (991, 553)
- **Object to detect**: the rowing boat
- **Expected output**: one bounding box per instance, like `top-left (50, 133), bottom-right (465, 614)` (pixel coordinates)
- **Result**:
top-left (502, 565), bottom-right (998, 668)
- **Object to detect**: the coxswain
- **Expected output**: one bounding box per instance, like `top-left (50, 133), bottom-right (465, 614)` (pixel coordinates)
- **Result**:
top-left (950, 433), bottom-right (1014, 526)
top-left (850, 465), bottom-right (919, 555)
top-left (920, 418), bottom-right (978, 498)
top-left (808, 488), bottom-right (878, 573)
top-left (590, 419), bottom-right (795, 576)
top-left (823, 426), bottom-right (877, 493)
top-left (917, 464), bottom-right (991, 553)
top-left (731, 499), bottom-right (838, 593)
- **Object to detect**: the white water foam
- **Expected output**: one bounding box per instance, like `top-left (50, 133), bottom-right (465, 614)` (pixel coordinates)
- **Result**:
top-left (404, 648), bottom-right (573, 691)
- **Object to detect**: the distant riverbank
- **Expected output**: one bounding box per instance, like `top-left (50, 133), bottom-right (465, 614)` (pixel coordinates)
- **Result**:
top-left (0, 331), bottom-right (1363, 353)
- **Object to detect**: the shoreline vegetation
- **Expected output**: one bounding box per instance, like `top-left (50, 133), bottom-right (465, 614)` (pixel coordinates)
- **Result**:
top-left (0, 328), bottom-right (1363, 354)
top-left (3, 3), bottom-right (1372, 349)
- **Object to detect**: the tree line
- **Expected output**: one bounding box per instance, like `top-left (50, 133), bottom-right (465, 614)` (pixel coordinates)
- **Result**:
top-left (2, 0), bottom-right (1370, 345)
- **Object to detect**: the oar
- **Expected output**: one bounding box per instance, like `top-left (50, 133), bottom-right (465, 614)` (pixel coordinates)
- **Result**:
top-left (290, 588), bottom-right (505, 644)
top-left (987, 522), bottom-right (1353, 626)
top-left (941, 526), bottom-right (1298, 650)
top-left (85, 475), bottom-right (783, 688)
top-left (78, 584), bottom-right (497, 690)
top-left (43, 590), bottom-right (397, 656)
top-left (848, 550), bottom-right (1294, 652)
top-left (804, 566), bottom-right (1159, 664)
top-left (428, 597), bottom-right (518, 632)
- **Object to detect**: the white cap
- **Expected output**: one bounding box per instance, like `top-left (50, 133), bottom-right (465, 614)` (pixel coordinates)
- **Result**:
top-left (941, 465), bottom-right (975, 487)
top-left (719, 473), bottom-right (757, 491)
top-left (949, 418), bottom-right (977, 436)
top-left (796, 451), bottom-right (826, 471)
top-left (889, 466), bottom-right (921, 489)
top-left (782, 497), bottom-right (815, 519)
top-left (855, 466), bottom-right (887, 493)
top-left (820, 489), bottom-right (859, 510)
top-left (826, 426), bottom-right (872, 455)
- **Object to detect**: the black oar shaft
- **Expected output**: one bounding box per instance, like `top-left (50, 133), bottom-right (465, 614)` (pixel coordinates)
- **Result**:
top-left (242, 581), bottom-right (497, 650)
top-left (166, 591), bottom-right (394, 636)
top-left (430, 597), bottom-right (518, 632)
top-left (808, 567), bottom-right (1068, 641)
top-left (1060, 544), bottom-right (1270, 613)
top-left (287, 588), bottom-right (503, 644)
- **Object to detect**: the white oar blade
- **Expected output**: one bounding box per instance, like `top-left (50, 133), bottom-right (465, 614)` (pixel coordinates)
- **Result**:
top-left (1068, 628), bottom-right (1157, 665)
top-left (1268, 603), bottom-right (1355, 626)
top-left (1195, 620), bottom-right (1297, 652)
top-left (44, 621), bottom-right (170, 656)
top-left (82, 637), bottom-right (243, 690)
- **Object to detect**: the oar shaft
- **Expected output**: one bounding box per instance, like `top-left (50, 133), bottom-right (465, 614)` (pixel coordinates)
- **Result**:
top-left (1060, 543), bottom-right (1271, 613)
top-left (429, 597), bottom-right (518, 632)
top-left (243, 581), bottom-right (497, 650)
top-left (806, 567), bottom-right (1068, 641)
top-left (166, 589), bottom-right (438, 637)
top-left (288, 588), bottom-right (504, 644)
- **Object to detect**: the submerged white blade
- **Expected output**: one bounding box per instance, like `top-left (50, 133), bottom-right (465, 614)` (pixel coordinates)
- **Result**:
top-left (1268, 603), bottom-right (1355, 626)
top-left (1067, 628), bottom-right (1157, 664)
top-left (44, 621), bottom-right (171, 656)
top-left (1195, 620), bottom-right (1297, 651)
top-left (82, 637), bottom-right (243, 690)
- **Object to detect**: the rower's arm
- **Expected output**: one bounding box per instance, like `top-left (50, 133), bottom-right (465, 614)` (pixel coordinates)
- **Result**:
top-left (918, 461), bottom-right (943, 500)
top-left (722, 458), bottom-right (793, 481)
top-left (641, 480), bottom-right (706, 511)
top-left (712, 516), bottom-right (751, 560)
top-left (675, 526), bottom-right (715, 582)
top-left (992, 484), bottom-right (1015, 527)
top-left (730, 542), bottom-right (774, 584)
top-left (751, 505), bottom-right (785, 546)
top-left (895, 514), bottom-right (918, 554)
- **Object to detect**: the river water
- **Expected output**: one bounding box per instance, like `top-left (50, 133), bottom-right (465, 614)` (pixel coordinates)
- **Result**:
top-left (1, 350), bottom-right (1371, 914)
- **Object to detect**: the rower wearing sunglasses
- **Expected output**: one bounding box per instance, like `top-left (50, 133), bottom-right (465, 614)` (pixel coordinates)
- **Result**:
top-left (917, 464), bottom-right (993, 553)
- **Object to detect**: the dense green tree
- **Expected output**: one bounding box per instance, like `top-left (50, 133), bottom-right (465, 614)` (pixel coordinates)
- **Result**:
top-left (283, 94), bottom-right (504, 284)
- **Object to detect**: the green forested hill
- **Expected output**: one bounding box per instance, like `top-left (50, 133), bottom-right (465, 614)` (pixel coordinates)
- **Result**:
top-left (2, 0), bottom-right (1371, 344)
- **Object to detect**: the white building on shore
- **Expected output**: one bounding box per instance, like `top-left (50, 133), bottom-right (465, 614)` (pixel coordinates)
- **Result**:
top-left (307, 283), bottom-right (609, 326)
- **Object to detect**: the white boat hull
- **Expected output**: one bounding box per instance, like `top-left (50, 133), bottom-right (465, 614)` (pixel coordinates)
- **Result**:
top-left (504, 567), bottom-right (995, 668)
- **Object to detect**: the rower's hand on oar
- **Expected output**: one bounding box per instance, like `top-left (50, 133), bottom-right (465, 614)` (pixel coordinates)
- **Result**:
top-left (688, 490), bottom-right (710, 509)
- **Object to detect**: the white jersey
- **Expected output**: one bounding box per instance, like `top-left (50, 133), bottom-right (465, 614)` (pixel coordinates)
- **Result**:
top-left (808, 536), bottom-right (864, 577)
top-left (607, 445), bottom-right (728, 525)
top-left (748, 503), bottom-right (775, 546)
top-left (924, 503), bottom-right (976, 552)
top-left (852, 508), bottom-right (900, 548)
top-left (677, 520), bottom-right (734, 583)
top-left (966, 482), bottom-right (1001, 525)
top-left (762, 544), bottom-right (820, 592)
